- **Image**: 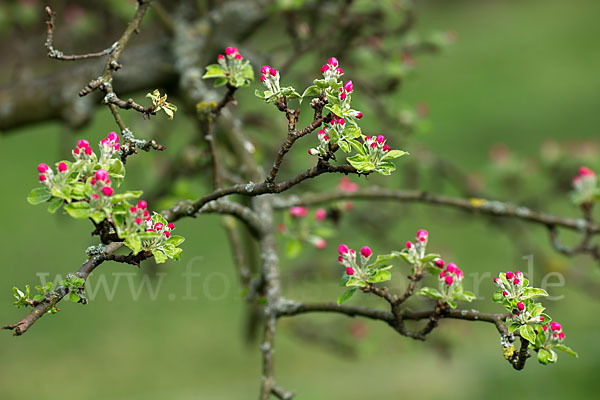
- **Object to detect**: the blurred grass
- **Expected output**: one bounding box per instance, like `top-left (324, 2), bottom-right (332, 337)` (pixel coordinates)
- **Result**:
top-left (1, 0), bottom-right (600, 399)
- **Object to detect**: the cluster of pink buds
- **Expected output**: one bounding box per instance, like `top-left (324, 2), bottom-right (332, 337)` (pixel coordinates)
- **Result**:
top-left (99, 132), bottom-right (120, 160)
top-left (260, 65), bottom-right (281, 92)
top-left (339, 80), bottom-right (353, 101)
top-left (365, 135), bottom-right (391, 154)
top-left (37, 162), bottom-right (68, 184)
top-left (72, 139), bottom-right (94, 160)
top-left (573, 166), bottom-right (595, 184)
top-left (128, 200), bottom-right (151, 228)
top-left (493, 270), bottom-right (525, 299)
top-left (308, 129), bottom-right (330, 156)
top-left (90, 168), bottom-right (114, 198)
top-left (320, 57), bottom-right (343, 80)
top-left (147, 219), bottom-right (175, 239)
top-left (338, 244), bottom-right (372, 277)
top-left (439, 262), bottom-right (464, 286)
top-left (406, 229), bottom-right (428, 250)
top-left (218, 46), bottom-right (243, 62)
top-left (289, 206), bottom-right (308, 218)
top-left (545, 321), bottom-right (566, 341)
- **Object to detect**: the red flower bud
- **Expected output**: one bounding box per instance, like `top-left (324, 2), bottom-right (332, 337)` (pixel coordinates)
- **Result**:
top-left (37, 163), bottom-right (49, 173)
top-left (167, 223), bottom-right (174, 230)
top-left (38, 174), bottom-right (47, 182)
top-left (315, 208), bottom-right (327, 221)
top-left (95, 169), bottom-right (109, 182)
top-left (445, 275), bottom-right (454, 285)
top-left (58, 162), bottom-right (68, 172)
top-left (328, 57), bottom-right (339, 67)
top-left (517, 302), bottom-right (525, 311)
top-left (344, 80), bottom-right (354, 93)
top-left (506, 271), bottom-right (514, 280)
top-left (137, 200), bottom-right (147, 209)
top-left (101, 186), bottom-right (114, 196)
top-left (356, 111), bottom-right (363, 119)
top-left (338, 244), bottom-right (349, 255)
top-left (346, 266), bottom-right (354, 275)
top-left (361, 246), bottom-right (372, 258)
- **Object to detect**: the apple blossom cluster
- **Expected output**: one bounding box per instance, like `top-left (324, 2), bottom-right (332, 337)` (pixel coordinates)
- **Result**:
top-left (278, 206), bottom-right (333, 257)
top-left (307, 129), bottom-right (330, 156)
top-left (346, 134), bottom-right (406, 175)
top-left (492, 270), bottom-right (577, 364)
top-left (28, 133), bottom-right (184, 264)
top-left (571, 165), bottom-right (598, 205)
top-left (202, 46), bottom-right (254, 88)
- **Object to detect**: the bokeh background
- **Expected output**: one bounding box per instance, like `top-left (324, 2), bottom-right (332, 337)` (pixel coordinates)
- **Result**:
top-left (1, 0), bottom-right (600, 399)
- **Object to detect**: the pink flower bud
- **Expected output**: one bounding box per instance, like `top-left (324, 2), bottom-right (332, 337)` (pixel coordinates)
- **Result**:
top-left (107, 132), bottom-right (119, 142)
top-left (114, 143), bottom-right (120, 151)
top-left (235, 53), bottom-right (242, 60)
top-left (376, 135), bottom-right (386, 144)
top-left (579, 166), bottom-right (595, 177)
top-left (340, 92), bottom-right (347, 100)
top-left (552, 333), bottom-right (558, 339)
top-left (370, 142), bottom-right (377, 148)
top-left (260, 75), bottom-right (267, 83)
top-left (289, 206), bottom-right (308, 218)
top-left (147, 228), bottom-right (155, 232)
top-left (37, 163), bottom-right (49, 173)
top-left (439, 271), bottom-right (446, 279)
top-left (445, 275), bottom-right (454, 285)
top-left (164, 230), bottom-right (171, 238)
top-left (167, 223), bottom-right (174, 230)
top-left (135, 217), bottom-right (142, 225)
top-left (494, 278), bottom-right (500, 284)
top-left (506, 271), bottom-right (514, 280)
top-left (558, 332), bottom-right (565, 340)
top-left (73, 147), bottom-right (80, 155)
top-left (320, 64), bottom-right (329, 73)
top-left (406, 241), bottom-right (413, 249)
top-left (92, 193), bottom-right (99, 200)
top-left (315, 208), bottom-right (327, 221)
top-left (540, 316), bottom-right (545, 322)
top-left (338, 244), bottom-right (349, 255)
top-left (318, 129), bottom-right (326, 136)
top-left (337, 118), bottom-right (345, 126)
top-left (308, 148), bottom-right (319, 155)
top-left (95, 169), bottom-right (109, 182)
top-left (269, 68), bottom-right (278, 77)
top-left (315, 239), bottom-right (327, 249)
top-left (435, 259), bottom-right (445, 268)
top-left (38, 174), bottom-right (47, 182)
top-left (143, 210), bottom-right (150, 218)
top-left (77, 139), bottom-right (89, 148)
top-left (382, 145), bottom-right (391, 152)
top-left (101, 186), bottom-right (114, 196)
top-left (129, 207), bottom-right (137, 213)
top-left (361, 246), bottom-right (372, 258)
top-left (446, 263), bottom-right (457, 273)
top-left (155, 222), bottom-right (164, 231)
top-left (328, 57), bottom-right (339, 67)
top-left (517, 302), bottom-right (525, 311)
top-left (336, 67), bottom-right (343, 74)
top-left (456, 269), bottom-right (464, 278)
top-left (218, 54), bottom-right (224, 60)
top-left (58, 162), bottom-right (68, 172)
top-left (416, 229), bottom-right (428, 242)
top-left (356, 111), bottom-right (363, 119)
top-left (338, 256), bottom-right (344, 263)
top-left (261, 65), bottom-right (271, 74)
top-left (84, 146), bottom-right (93, 155)
top-left (346, 266), bottom-right (354, 275)
top-left (550, 322), bottom-right (562, 331)
top-left (502, 290), bottom-right (509, 296)
top-left (344, 80), bottom-right (354, 93)
top-left (137, 200), bottom-right (147, 209)
top-left (542, 325), bottom-right (548, 331)
top-left (515, 270), bottom-right (522, 276)
top-left (225, 46), bottom-right (237, 56)
top-left (365, 136), bottom-right (371, 142)
top-left (513, 278), bottom-right (520, 285)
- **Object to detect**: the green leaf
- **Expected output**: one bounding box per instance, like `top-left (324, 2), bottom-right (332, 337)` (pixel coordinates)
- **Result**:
top-left (327, 104), bottom-right (344, 117)
top-left (369, 252), bottom-right (402, 268)
top-left (554, 343), bottom-right (578, 357)
top-left (508, 321), bottom-right (520, 334)
top-left (537, 348), bottom-right (552, 365)
top-left (301, 85), bottom-right (321, 99)
top-left (166, 235), bottom-right (185, 247)
top-left (446, 300), bottom-right (457, 309)
top-left (374, 160), bottom-right (396, 176)
top-left (346, 277), bottom-right (368, 288)
top-left (109, 190), bottom-right (143, 204)
top-left (286, 239), bottom-right (303, 258)
top-left (520, 324), bottom-right (537, 343)
top-left (453, 290), bottom-right (476, 302)
top-left (416, 287), bottom-right (443, 300)
top-left (420, 254), bottom-right (441, 263)
top-left (366, 269), bottom-right (391, 283)
top-left (521, 287), bottom-right (549, 299)
top-left (342, 125), bottom-right (361, 140)
top-left (27, 187), bottom-right (52, 205)
top-left (338, 140), bottom-right (351, 153)
top-left (152, 249), bottom-right (168, 264)
top-left (68, 292), bottom-right (80, 303)
top-left (346, 154), bottom-right (374, 173)
top-left (337, 287), bottom-right (357, 305)
top-left (64, 202), bottom-right (92, 219)
top-left (47, 198), bottom-right (63, 213)
top-left (382, 150), bottom-right (407, 160)
top-left (240, 63), bottom-right (254, 81)
top-left (492, 289), bottom-right (505, 303)
top-left (126, 234), bottom-right (142, 254)
top-left (202, 64), bottom-right (227, 79)
top-left (348, 139), bottom-right (365, 155)
top-left (254, 89), bottom-right (266, 99)
top-left (214, 78), bottom-right (227, 87)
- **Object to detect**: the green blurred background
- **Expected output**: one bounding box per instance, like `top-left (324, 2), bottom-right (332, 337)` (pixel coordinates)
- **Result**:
top-left (1, 0), bottom-right (600, 399)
